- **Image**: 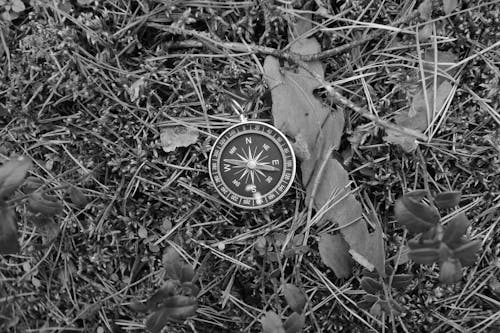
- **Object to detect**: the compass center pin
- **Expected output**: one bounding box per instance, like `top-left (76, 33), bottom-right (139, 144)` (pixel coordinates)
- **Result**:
top-left (247, 160), bottom-right (257, 169)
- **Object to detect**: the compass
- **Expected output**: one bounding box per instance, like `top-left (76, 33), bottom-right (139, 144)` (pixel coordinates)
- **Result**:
top-left (208, 121), bottom-right (296, 209)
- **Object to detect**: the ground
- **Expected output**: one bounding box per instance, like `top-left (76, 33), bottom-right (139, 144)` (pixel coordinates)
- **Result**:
top-left (0, 0), bottom-right (499, 332)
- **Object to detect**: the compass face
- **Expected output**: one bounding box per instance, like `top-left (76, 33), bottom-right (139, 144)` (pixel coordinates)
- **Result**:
top-left (209, 121), bottom-right (296, 209)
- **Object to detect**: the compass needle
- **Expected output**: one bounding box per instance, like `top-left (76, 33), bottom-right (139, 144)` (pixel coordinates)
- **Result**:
top-left (224, 158), bottom-right (247, 167)
top-left (250, 169), bottom-right (255, 185)
top-left (256, 164), bottom-right (280, 172)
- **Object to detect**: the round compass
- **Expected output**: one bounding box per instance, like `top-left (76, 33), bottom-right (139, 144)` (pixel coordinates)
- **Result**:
top-left (209, 121), bottom-right (296, 209)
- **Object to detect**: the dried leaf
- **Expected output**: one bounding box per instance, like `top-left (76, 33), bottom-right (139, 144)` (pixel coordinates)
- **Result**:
top-left (128, 77), bottom-right (146, 102)
top-left (0, 157), bottom-right (32, 199)
top-left (434, 191), bottom-right (461, 209)
top-left (138, 226), bottom-right (148, 239)
top-left (423, 49), bottom-right (459, 77)
top-left (384, 50), bottom-right (457, 151)
top-left (0, 203), bottom-right (19, 254)
top-left (443, 0), bottom-right (459, 15)
top-left (283, 313), bottom-right (305, 333)
top-left (77, 0), bottom-right (95, 6)
top-left (418, 24), bottom-right (433, 41)
top-left (417, 0), bottom-right (432, 20)
top-left (318, 234), bottom-right (353, 278)
top-left (261, 311), bottom-right (285, 333)
top-left (283, 284), bottom-right (306, 313)
top-left (489, 277), bottom-right (500, 299)
top-left (145, 296), bottom-right (197, 333)
top-left (264, 30), bottom-right (384, 277)
top-left (395, 195), bottom-right (440, 234)
top-left (396, 81), bottom-right (453, 132)
top-left (264, 39), bottom-right (344, 156)
top-left (349, 218), bottom-right (386, 276)
top-left (349, 249), bottom-right (375, 272)
top-left (310, 159), bottom-right (386, 276)
top-left (11, 0), bottom-right (25, 13)
top-left (160, 127), bottom-right (199, 153)
top-left (383, 129), bottom-right (418, 153)
top-left (442, 212), bottom-right (470, 246)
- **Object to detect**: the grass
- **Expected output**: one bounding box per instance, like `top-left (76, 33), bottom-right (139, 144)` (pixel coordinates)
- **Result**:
top-left (1, 0), bottom-right (499, 332)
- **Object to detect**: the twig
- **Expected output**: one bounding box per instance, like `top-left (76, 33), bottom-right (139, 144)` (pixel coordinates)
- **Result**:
top-left (300, 145), bottom-right (336, 261)
top-left (146, 9), bottom-right (420, 62)
top-left (324, 84), bottom-right (429, 141)
top-left (306, 145), bottom-right (336, 227)
top-left (290, 55), bottom-right (429, 141)
top-left (297, 10), bottom-right (421, 61)
top-left (148, 15), bottom-right (427, 141)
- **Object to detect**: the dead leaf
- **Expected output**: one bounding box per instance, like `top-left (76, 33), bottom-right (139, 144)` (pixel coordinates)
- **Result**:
top-left (0, 156), bottom-right (32, 199)
top-left (128, 77), bottom-right (146, 102)
top-left (283, 284), bottom-right (306, 313)
top-left (265, 33), bottom-right (384, 277)
top-left (417, 0), bottom-right (432, 20)
top-left (348, 218), bottom-right (385, 274)
top-left (291, 132), bottom-right (311, 161)
top-left (383, 129), bottom-right (418, 153)
top-left (318, 233), bottom-right (353, 278)
top-left (307, 158), bottom-right (386, 276)
top-left (384, 49), bottom-right (457, 150)
top-left (443, 0), bottom-right (459, 15)
top-left (283, 313), bottom-right (305, 333)
top-left (160, 126), bottom-right (199, 153)
top-left (396, 80), bottom-right (453, 131)
top-left (263, 38), bottom-right (344, 153)
top-left (291, 13), bottom-right (313, 38)
top-left (0, 203), bottom-right (19, 254)
top-left (418, 24), bottom-right (433, 41)
top-left (423, 49), bottom-right (459, 84)
top-left (261, 311), bottom-right (285, 333)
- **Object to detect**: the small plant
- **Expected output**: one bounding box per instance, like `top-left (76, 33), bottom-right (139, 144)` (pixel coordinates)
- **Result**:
top-left (357, 265), bottom-right (412, 318)
top-left (0, 0), bottom-right (25, 22)
top-left (129, 247), bottom-right (198, 333)
top-left (0, 156), bottom-right (31, 254)
top-left (0, 156), bottom-right (69, 254)
top-left (261, 283), bottom-right (306, 333)
top-left (394, 190), bottom-right (482, 284)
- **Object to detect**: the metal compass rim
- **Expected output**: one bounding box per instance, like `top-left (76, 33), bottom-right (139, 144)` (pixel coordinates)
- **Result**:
top-left (208, 120), bottom-right (296, 209)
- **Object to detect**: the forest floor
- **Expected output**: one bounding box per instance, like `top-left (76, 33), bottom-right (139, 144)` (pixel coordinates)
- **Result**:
top-left (0, 0), bottom-right (499, 332)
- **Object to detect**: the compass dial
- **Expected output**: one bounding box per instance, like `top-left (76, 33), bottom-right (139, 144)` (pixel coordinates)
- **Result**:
top-left (209, 121), bottom-right (296, 209)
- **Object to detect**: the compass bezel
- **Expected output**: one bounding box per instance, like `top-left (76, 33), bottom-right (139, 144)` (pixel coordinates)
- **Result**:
top-left (208, 121), bottom-right (296, 209)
